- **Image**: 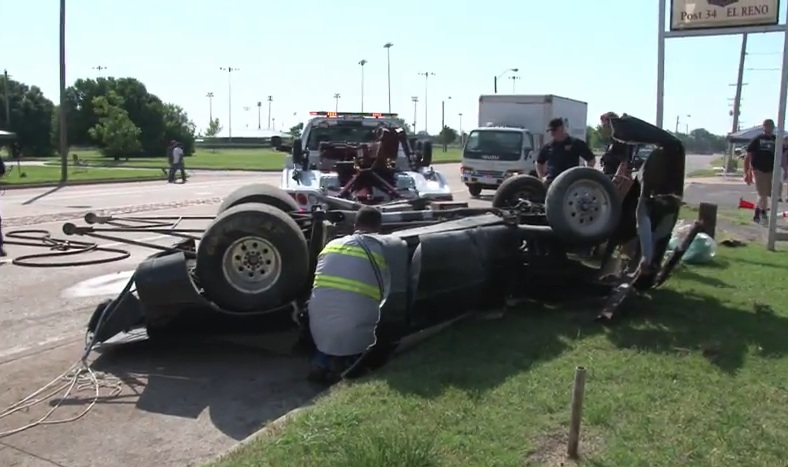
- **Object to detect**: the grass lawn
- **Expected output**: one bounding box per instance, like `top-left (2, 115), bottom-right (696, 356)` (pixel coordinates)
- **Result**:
top-left (0, 164), bottom-right (164, 185)
top-left (37, 148), bottom-right (465, 171)
top-left (214, 240), bottom-right (788, 467)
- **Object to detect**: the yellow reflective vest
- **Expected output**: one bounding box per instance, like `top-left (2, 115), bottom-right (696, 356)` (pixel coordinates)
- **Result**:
top-left (308, 233), bottom-right (391, 357)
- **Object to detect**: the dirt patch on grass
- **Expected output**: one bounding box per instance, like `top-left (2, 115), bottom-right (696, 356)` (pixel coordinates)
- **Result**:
top-left (524, 430), bottom-right (604, 466)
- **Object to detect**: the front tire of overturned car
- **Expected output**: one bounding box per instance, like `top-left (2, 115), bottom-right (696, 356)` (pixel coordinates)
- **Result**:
top-left (545, 167), bottom-right (621, 246)
top-left (196, 202), bottom-right (310, 313)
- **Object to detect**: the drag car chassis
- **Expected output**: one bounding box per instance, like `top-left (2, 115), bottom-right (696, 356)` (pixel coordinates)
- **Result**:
top-left (6, 115), bottom-right (702, 378)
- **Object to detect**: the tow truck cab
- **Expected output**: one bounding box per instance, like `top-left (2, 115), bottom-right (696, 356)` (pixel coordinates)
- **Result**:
top-left (279, 111), bottom-right (418, 211)
top-left (460, 125), bottom-right (536, 197)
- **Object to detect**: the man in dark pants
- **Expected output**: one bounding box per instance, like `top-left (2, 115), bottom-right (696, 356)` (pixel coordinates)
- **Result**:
top-left (167, 141), bottom-right (187, 183)
top-left (744, 118), bottom-right (776, 223)
top-left (535, 118), bottom-right (596, 184)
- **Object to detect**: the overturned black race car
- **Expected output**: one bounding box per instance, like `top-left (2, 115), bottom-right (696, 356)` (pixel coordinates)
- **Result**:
top-left (20, 115), bottom-right (699, 377)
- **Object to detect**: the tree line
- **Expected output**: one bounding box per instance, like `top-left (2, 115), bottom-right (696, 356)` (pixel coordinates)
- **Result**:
top-left (1, 75), bottom-right (196, 159)
top-left (586, 123), bottom-right (729, 154)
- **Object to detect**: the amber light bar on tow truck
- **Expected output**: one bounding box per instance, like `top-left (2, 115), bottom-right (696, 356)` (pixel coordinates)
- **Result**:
top-left (309, 111), bottom-right (398, 118)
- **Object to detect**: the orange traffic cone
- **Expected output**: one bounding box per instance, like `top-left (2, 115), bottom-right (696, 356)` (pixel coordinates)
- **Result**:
top-left (739, 198), bottom-right (755, 209)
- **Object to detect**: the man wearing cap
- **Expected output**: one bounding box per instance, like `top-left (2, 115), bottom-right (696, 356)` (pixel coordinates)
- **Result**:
top-left (599, 112), bottom-right (633, 177)
top-left (535, 117), bottom-right (596, 184)
top-left (744, 118), bottom-right (776, 223)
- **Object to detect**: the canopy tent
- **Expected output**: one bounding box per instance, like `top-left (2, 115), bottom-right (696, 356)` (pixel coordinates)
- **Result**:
top-left (726, 125), bottom-right (785, 144)
top-left (0, 129), bottom-right (16, 141)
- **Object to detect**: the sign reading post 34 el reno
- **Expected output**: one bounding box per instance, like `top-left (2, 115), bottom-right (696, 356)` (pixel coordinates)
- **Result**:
top-left (670, 0), bottom-right (780, 31)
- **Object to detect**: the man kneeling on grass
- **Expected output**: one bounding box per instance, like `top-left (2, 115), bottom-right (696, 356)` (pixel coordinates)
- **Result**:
top-left (307, 206), bottom-right (390, 385)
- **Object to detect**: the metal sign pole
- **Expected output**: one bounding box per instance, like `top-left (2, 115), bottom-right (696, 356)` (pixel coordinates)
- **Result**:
top-left (766, 22), bottom-right (788, 250)
top-left (656, 0), bottom-right (667, 128)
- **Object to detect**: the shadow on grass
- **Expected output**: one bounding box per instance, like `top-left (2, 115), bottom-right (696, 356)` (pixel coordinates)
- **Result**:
top-left (370, 260), bottom-right (788, 399)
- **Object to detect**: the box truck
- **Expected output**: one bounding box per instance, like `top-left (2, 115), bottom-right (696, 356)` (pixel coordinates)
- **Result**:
top-left (460, 94), bottom-right (588, 196)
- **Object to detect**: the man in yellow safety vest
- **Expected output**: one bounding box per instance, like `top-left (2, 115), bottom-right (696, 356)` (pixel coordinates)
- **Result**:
top-left (307, 206), bottom-right (391, 384)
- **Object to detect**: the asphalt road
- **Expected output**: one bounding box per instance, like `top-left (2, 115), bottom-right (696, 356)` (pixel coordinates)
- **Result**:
top-left (0, 157), bottom-right (722, 466)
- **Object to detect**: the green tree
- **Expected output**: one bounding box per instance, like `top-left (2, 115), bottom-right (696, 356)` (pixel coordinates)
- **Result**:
top-left (289, 122), bottom-right (304, 137)
top-left (88, 91), bottom-right (141, 160)
top-left (205, 118), bottom-right (222, 137)
top-left (587, 125), bottom-right (605, 149)
top-left (0, 74), bottom-right (56, 156)
top-left (439, 126), bottom-right (458, 145)
top-left (64, 77), bottom-right (194, 157)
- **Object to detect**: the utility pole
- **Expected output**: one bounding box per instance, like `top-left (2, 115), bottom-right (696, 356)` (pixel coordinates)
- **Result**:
top-left (440, 96), bottom-right (451, 152)
top-left (359, 60), bottom-right (367, 112)
top-left (257, 101), bottom-right (262, 129)
top-left (267, 95), bottom-right (273, 129)
top-left (417, 72), bottom-right (435, 133)
top-left (383, 42), bottom-right (393, 113)
top-left (731, 34), bottom-right (748, 136)
top-left (219, 66), bottom-right (239, 141)
top-left (334, 93), bottom-right (341, 112)
top-left (206, 92), bottom-right (214, 121)
top-left (2, 70), bottom-right (10, 129)
top-left (509, 75), bottom-right (520, 92)
top-left (59, 0), bottom-right (68, 183)
top-left (411, 96), bottom-right (418, 133)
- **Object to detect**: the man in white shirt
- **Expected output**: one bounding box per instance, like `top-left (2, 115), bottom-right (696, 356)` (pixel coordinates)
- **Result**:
top-left (168, 142), bottom-right (186, 183)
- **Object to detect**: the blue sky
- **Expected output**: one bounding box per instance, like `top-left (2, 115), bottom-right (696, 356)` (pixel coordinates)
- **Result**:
top-left (3, 0), bottom-right (788, 136)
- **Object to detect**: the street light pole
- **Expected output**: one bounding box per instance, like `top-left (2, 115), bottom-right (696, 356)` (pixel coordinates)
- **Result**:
top-left (417, 72), bottom-right (435, 133)
top-left (358, 60), bottom-right (367, 112)
top-left (494, 68), bottom-right (518, 93)
top-left (59, 0), bottom-right (68, 183)
top-left (3, 70), bottom-right (11, 129)
top-left (441, 96), bottom-right (451, 152)
top-left (267, 95), bottom-right (273, 129)
top-left (458, 112), bottom-right (464, 145)
top-left (383, 42), bottom-right (393, 113)
top-left (334, 93), bottom-right (341, 112)
top-left (411, 96), bottom-right (418, 133)
top-left (257, 101), bottom-right (262, 129)
top-left (92, 65), bottom-right (108, 75)
top-left (510, 75), bottom-right (520, 92)
top-left (206, 92), bottom-right (214, 121)
top-left (219, 66), bottom-right (239, 141)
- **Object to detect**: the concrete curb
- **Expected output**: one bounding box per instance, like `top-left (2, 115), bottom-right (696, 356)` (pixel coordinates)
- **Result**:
top-left (2, 160), bottom-right (462, 190)
top-left (203, 397), bottom-right (321, 466)
top-left (0, 176), bottom-right (167, 190)
top-left (39, 159), bottom-right (462, 173)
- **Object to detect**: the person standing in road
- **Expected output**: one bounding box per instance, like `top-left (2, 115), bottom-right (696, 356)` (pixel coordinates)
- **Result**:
top-left (168, 141), bottom-right (187, 183)
top-left (536, 118), bottom-right (596, 185)
top-left (744, 118), bottom-right (777, 223)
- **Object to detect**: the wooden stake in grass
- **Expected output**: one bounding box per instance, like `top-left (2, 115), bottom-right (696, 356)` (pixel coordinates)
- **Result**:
top-left (567, 366), bottom-right (587, 459)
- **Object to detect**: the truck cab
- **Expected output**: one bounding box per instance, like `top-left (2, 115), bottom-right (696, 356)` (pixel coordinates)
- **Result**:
top-left (460, 125), bottom-right (536, 197)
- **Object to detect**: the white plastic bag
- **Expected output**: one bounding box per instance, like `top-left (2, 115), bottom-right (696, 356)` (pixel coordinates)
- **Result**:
top-left (668, 220), bottom-right (716, 264)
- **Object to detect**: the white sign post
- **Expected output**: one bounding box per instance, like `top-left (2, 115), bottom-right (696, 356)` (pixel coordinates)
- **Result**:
top-left (656, 0), bottom-right (786, 250)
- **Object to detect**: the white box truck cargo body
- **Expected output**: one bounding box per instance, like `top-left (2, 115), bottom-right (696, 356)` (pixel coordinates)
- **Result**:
top-left (477, 94), bottom-right (588, 147)
top-left (460, 94), bottom-right (588, 197)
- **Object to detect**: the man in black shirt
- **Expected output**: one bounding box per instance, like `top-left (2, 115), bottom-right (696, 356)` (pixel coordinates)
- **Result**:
top-left (599, 112), bottom-right (633, 177)
top-left (744, 118), bottom-right (777, 223)
top-left (536, 118), bottom-right (596, 184)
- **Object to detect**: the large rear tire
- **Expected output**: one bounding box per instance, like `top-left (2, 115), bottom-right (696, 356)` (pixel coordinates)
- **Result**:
top-left (196, 203), bottom-right (309, 312)
top-left (545, 167), bottom-right (621, 246)
top-left (218, 184), bottom-right (298, 214)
